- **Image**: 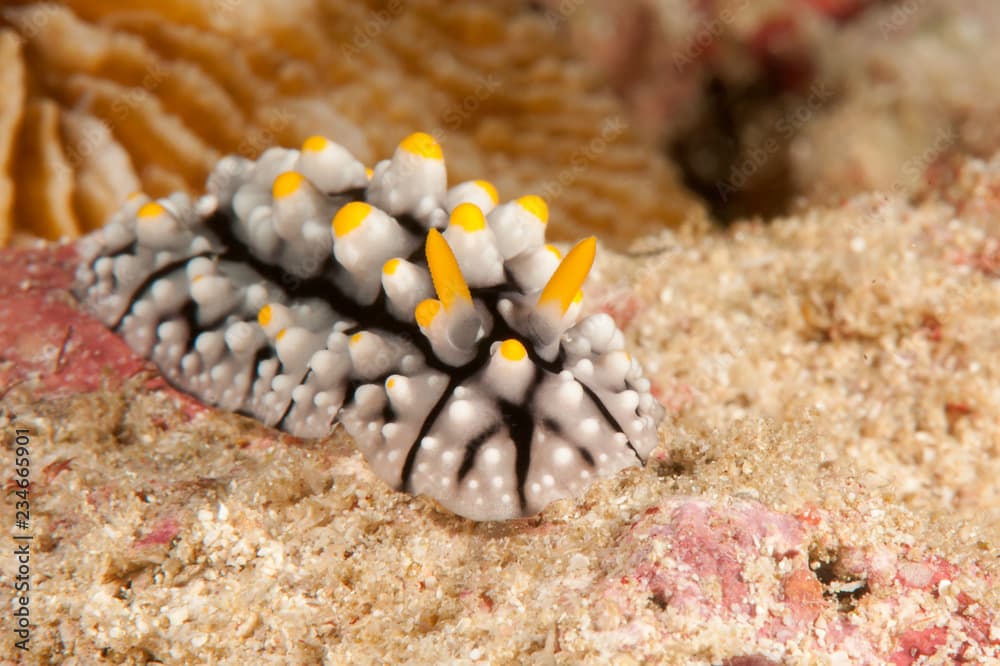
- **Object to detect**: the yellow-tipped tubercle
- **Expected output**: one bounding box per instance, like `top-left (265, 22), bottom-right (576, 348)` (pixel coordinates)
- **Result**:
top-left (500, 339), bottom-right (527, 362)
top-left (383, 258), bottom-right (401, 275)
top-left (137, 202), bottom-right (165, 220)
top-left (415, 299), bottom-right (442, 328)
top-left (449, 203), bottom-right (486, 232)
top-left (475, 180), bottom-right (499, 205)
top-left (333, 201), bottom-right (371, 237)
top-left (258, 305), bottom-right (272, 327)
top-left (537, 237), bottom-right (597, 314)
top-left (425, 229), bottom-right (472, 311)
top-left (302, 135), bottom-right (328, 153)
top-left (399, 132), bottom-right (443, 160)
top-left (272, 171), bottom-right (304, 199)
top-left (517, 195), bottom-right (548, 224)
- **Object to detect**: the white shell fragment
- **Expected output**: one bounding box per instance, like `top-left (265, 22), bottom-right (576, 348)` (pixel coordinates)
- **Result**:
top-left (73, 131), bottom-right (665, 521)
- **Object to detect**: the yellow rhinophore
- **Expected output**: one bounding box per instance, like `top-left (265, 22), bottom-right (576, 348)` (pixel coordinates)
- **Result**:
top-left (425, 229), bottom-right (472, 311)
top-left (537, 237), bottom-right (596, 314)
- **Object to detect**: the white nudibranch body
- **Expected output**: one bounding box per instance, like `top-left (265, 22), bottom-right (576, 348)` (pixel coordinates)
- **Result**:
top-left (73, 131), bottom-right (665, 521)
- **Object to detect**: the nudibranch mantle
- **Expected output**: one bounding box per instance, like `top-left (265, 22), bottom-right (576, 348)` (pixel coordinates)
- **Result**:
top-left (74, 132), bottom-right (664, 521)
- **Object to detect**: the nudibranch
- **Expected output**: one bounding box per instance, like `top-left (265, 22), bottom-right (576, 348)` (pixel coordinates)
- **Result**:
top-left (73, 132), bottom-right (664, 521)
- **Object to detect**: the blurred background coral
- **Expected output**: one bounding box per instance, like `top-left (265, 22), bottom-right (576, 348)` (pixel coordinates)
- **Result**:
top-left (4, 0), bottom-right (1000, 245)
top-left (0, 0), bottom-right (705, 247)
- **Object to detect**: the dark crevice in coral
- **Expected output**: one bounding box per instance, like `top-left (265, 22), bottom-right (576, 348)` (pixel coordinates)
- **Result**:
top-left (655, 458), bottom-right (692, 479)
top-left (809, 546), bottom-right (870, 612)
top-left (669, 76), bottom-right (805, 225)
top-left (648, 591), bottom-right (669, 610)
top-left (718, 657), bottom-right (784, 666)
top-left (665, 4), bottom-right (892, 224)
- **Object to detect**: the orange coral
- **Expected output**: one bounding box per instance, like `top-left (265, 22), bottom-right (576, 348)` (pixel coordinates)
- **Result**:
top-left (0, 0), bottom-right (702, 246)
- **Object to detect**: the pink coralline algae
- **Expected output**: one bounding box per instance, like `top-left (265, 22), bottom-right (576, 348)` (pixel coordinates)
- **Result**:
top-left (577, 498), bottom-right (1000, 663)
top-left (0, 243), bottom-right (206, 416)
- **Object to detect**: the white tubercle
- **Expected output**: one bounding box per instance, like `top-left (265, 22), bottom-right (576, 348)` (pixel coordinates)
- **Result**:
top-left (594, 350), bottom-right (632, 391)
top-left (274, 326), bottom-right (324, 372)
top-left (445, 179), bottom-right (499, 216)
top-left (308, 346), bottom-right (352, 389)
top-left (332, 201), bottom-right (417, 304)
top-left (381, 258), bottom-right (433, 322)
top-left (270, 171), bottom-right (330, 245)
top-left (482, 339), bottom-right (536, 404)
top-left (195, 330), bottom-right (226, 365)
top-left (224, 321), bottom-right (264, 356)
top-left (366, 132), bottom-right (447, 225)
top-left (135, 201), bottom-right (190, 251)
top-left (442, 204), bottom-right (505, 287)
top-left (415, 299), bottom-right (476, 367)
top-left (294, 135), bottom-right (368, 193)
top-left (149, 274), bottom-right (188, 313)
top-left (246, 147), bottom-right (298, 190)
top-left (232, 182), bottom-right (270, 224)
top-left (569, 313), bottom-right (624, 354)
top-left (486, 195), bottom-right (548, 260)
top-left (348, 331), bottom-right (400, 380)
top-left (257, 303), bottom-right (295, 338)
top-left (205, 155), bottom-right (251, 204)
top-left (506, 243), bottom-right (562, 292)
top-left (190, 274), bottom-right (238, 323)
top-left (245, 205), bottom-right (281, 258)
